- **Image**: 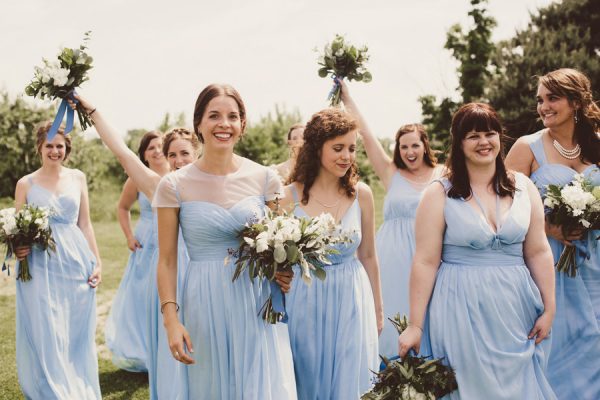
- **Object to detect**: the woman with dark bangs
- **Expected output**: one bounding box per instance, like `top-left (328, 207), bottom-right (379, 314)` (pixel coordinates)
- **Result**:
top-left (398, 103), bottom-right (557, 399)
top-left (506, 67), bottom-right (600, 399)
top-left (279, 108), bottom-right (383, 399)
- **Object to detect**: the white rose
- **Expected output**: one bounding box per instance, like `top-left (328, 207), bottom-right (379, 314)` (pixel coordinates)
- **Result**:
top-left (335, 48), bottom-right (344, 57)
top-left (580, 219), bottom-right (591, 228)
top-left (274, 243), bottom-right (287, 264)
top-left (543, 196), bottom-right (558, 208)
top-left (34, 218), bottom-right (43, 226)
top-left (256, 233), bottom-right (269, 253)
top-left (243, 237), bottom-right (255, 248)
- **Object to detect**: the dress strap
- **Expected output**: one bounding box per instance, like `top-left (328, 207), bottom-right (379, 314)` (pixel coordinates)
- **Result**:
top-left (290, 185), bottom-right (300, 204)
top-left (525, 130), bottom-right (547, 167)
top-left (27, 175), bottom-right (34, 185)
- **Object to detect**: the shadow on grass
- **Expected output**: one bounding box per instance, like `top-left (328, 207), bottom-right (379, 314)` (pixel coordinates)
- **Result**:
top-left (99, 369), bottom-right (148, 399)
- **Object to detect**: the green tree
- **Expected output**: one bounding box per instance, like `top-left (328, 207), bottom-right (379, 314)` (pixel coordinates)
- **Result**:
top-left (418, 0), bottom-right (497, 156)
top-left (487, 0), bottom-right (600, 137)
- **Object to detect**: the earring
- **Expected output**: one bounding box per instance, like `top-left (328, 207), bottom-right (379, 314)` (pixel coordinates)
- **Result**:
top-left (574, 109), bottom-right (579, 124)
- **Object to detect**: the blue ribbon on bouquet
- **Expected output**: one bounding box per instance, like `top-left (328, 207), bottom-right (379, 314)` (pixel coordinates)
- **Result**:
top-left (270, 281), bottom-right (288, 323)
top-left (573, 239), bottom-right (591, 266)
top-left (327, 76), bottom-right (343, 100)
top-left (47, 91), bottom-right (78, 141)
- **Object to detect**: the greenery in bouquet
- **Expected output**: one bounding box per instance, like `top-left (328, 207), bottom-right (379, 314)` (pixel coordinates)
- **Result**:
top-left (0, 205), bottom-right (56, 282)
top-left (24, 31), bottom-right (94, 132)
top-left (317, 34), bottom-right (372, 106)
top-left (362, 314), bottom-right (458, 400)
top-left (544, 173), bottom-right (600, 277)
top-left (230, 204), bottom-right (353, 323)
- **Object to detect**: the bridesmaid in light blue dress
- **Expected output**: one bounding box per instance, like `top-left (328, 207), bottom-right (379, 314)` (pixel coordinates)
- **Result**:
top-left (340, 81), bottom-right (444, 356)
top-left (69, 95), bottom-right (200, 399)
top-left (399, 103), bottom-right (557, 399)
top-left (105, 131), bottom-right (169, 372)
top-left (14, 122), bottom-right (101, 399)
top-left (281, 108), bottom-right (382, 399)
top-left (154, 84), bottom-right (297, 400)
top-left (506, 68), bottom-right (600, 399)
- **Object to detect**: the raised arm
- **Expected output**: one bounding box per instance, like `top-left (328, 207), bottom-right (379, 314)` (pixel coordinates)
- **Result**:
top-left (117, 178), bottom-right (142, 251)
top-left (523, 177), bottom-right (556, 344)
top-left (338, 80), bottom-right (396, 188)
top-left (69, 94), bottom-right (160, 199)
top-left (76, 170), bottom-right (102, 288)
top-left (398, 182), bottom-right (446, 357)
top-left (356, 182), bottom-right (384, 335)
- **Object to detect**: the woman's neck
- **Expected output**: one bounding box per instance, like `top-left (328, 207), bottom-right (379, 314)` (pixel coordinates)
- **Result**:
top-left (466, 162), bottom-right (497, 191)
top-left (196, 149), bottom-right (239, 175)
top-left (312, 170), bottom-right (344, 195)
top-left (547, 122), bottom-right (577, 146)
top-left (39, 163), bottom-right (63, 177)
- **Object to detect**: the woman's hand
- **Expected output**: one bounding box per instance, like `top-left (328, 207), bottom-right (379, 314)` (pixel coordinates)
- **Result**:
top-left (67, 92), bottom-right (95, 114)
top-left (376, 308), bottom-right (384, 336)
top-left (275, 270), bottom-right (294, 293)
top-left (545, 220), bottom-right (584, 245)
top-left (126, 236), bottom-right (142, 252)
top-left (398, 325), bottom-right (423, 358)
top-left (337, 77), bottom-right (350, 102)
top-left (88, 266), bottom-right (102, 288)
top-left (14, 246), bottom-right (31, 260)
top-left (165, 320), bottom-right (195, 365)
top-left (529, 311), bottom-right (554, 345)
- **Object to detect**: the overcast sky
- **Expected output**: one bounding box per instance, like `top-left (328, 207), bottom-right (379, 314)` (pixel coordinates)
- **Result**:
top-left (2, 0), bottom-right (554, 139)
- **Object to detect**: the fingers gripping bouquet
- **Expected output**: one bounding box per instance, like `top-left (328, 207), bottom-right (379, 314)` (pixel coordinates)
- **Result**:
top-left (25, 31), bottom-right (94, 141)
top-left (317, 34), bottom-right (372, 107)
top-left (544, 173), bottom-right (600, 277)
top-left (362, 314), bottom-right (458, 400)
top-left (0, 205), bottom-right (56, 282)
top-left (231, 205), bottom-right (353, 324)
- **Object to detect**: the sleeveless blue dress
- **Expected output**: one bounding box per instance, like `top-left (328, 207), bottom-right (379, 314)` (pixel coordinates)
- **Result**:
top-left (377, 171), bottom-right (422, 357)
top-left (16, 175), bottom-right (100, 399)
top-left (286, 186), bottom-right (379, 400)
top-left (420, 173), bottom-right (556, 399)
top-left (527, 131), bottom-right (600, 399)
top-left (105, 192), bottom-right (155, 372)
top-left (154, 163), bottom-right (297, 400)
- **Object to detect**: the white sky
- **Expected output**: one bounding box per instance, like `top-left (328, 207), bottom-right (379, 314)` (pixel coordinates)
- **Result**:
top-left (1, 0), bottom-right (554, 139)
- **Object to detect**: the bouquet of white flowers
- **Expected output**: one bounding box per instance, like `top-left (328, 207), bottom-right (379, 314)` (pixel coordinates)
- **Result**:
top-left (231, 206), bottom-right (353, 323)
top-left (317, 34), bottom-right (372, 106)
top-left (544, 173), bottom-right (600, 277)
top-left (25, 31), bottom-right (94, 140)
top-left (0, 205), bottom-right (56, 282)
top-left (362, 314), bottom-right (458, 400)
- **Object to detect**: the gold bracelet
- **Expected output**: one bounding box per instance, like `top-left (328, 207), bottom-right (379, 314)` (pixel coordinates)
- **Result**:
top-left (160, 300), bottom-right (179, 314)
top-left (408, 322), bottom-right (423, 332)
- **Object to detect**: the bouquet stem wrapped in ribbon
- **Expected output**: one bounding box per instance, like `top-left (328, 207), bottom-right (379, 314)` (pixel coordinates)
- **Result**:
top-left (230, 204), bottom-right (353, 324)
top-left (317, 34), bottom-right (372, 107)
top-left (25, 31), bottom-right (94, 141)
top-left (0, 205), bottom-right (56, 282)
top-left (544, 173), bottom-right (600, 277)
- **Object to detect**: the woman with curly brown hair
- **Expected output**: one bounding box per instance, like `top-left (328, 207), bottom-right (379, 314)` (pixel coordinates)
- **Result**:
top-left (279, 108), bottom-right (383, 399)
top-left (506, 67), bottom-right (600, 399)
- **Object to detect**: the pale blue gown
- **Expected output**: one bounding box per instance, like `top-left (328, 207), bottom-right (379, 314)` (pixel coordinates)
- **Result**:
top-left (286, 186), bottom-right (379, 400)
top-left (16, 173), bottom-right (100, 399)
top-left (377, 171), bottom-right (424, 357)
top-left (419, 173), bottom-right (556, 399)
top-left (105, 192), bottom-right (154, 372)
top-left (153, 160), bottom-right (297, 400)
top-left (527, 130), bottom-right (600, 399)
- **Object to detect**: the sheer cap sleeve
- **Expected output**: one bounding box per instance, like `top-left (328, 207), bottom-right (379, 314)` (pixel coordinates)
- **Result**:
top-left (153, 173), bottom-right (180, 208)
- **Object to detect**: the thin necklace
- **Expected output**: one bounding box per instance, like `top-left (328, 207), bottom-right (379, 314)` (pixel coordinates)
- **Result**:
top-left (549, 132), bottom-right (581, 160)
top-left (312, 195), bottom-right (342, 208)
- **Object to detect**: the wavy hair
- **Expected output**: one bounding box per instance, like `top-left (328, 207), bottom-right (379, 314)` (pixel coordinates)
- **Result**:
top-left (392, 123), bottom-right (437, 169)
top-left (446, 103), bottom-right (516, 199)
top-left (289, 108), bottom-right (359, 204)
top-left (35, 121), bottom-right (72, 161)
top-left (538, 68), bottom-right (600, 165)
top-left (163, 127), bottom-right (201, 157)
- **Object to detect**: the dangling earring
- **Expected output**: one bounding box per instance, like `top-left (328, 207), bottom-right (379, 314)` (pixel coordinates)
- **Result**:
top-left (574, 109), bottom-right (579, 124)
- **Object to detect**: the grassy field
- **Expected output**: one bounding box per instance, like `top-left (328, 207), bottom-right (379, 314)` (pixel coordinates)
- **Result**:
top-left (0, 183), bottom-right (385, 399)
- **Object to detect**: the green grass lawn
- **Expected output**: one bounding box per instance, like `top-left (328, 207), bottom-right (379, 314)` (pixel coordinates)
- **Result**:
top-left (0, 184), bottom-right (386, 399)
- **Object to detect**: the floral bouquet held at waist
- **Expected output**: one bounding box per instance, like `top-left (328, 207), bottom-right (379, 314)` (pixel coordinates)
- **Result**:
top-left (24, 31), bottom-right (94, 140)
top-left (0, 205), bottom-right (56, 282)
top-left (362, 314), bottom-right (458, 400)
top-left (544, 173), bottom-right (600, 277)
top-left (317, 34), bottom-right (372, 107)
top-left (230, 205), bottom-right (353, 324)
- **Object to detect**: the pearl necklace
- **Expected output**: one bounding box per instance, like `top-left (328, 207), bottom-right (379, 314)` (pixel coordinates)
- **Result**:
top-left (552, 139), bottom-right (581, 160)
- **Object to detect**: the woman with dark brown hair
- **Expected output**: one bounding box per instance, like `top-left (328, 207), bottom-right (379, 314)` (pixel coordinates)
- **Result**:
top-left (506, 67), bottom-right (600, 399)
top-left (279, 107), bottom-right (383, 399)
top-left (274, 123), bottom-right (305, 183)
top-left (339, 80), bottom-right (444, 357)
top-left (398, 103), bottom-right (556, 399)
top-left (153, 83), bottom-right (297, 399)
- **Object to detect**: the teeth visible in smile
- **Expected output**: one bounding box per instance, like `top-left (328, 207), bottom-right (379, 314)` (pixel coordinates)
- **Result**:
top-left (407, 157), bottom-right (417, 161)
top-left (215, 133), bottom-right (232, 139)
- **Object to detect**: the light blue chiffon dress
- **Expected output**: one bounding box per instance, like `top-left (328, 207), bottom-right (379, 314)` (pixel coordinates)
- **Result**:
top-left (153, 161), bottom-right (297, 400)
top-left (105, 192), bottom-right (154, 372)
top-left (377, 171), bottom-right (423, 357)
top-left (419, 173), bottom-right (556, 399)
top-left (16, 174), bottom-right (100, 399)
top-left (286, 186), bottom-right (379, 400)
top-left (527, 131), bottom-right (600, 399)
